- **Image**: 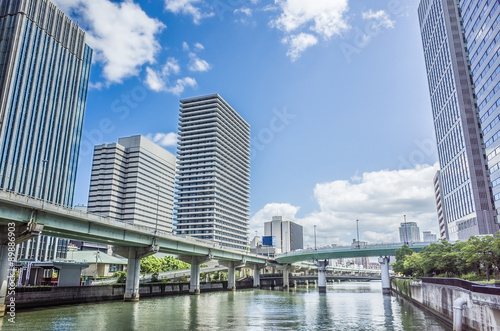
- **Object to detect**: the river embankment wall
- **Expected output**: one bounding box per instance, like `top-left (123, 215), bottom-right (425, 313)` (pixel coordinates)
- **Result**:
top-left (391, 277), bottom-right (500, 330)
top-left (13, 279), bottom-right (254, 310)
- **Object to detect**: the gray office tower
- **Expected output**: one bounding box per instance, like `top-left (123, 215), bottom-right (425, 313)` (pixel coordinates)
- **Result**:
top-left (88, 135), bottom-right (176, 233)
top-left (418, 0), bottom-right (499, 240)
top-left (175, 94), bottom-right (250, 250)
top-left (0, 0), bottom-right (92, 260)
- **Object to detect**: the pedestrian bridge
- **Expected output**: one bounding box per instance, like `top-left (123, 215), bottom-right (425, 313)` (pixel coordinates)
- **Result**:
top-left (275, 243), bottom-right (429, 264)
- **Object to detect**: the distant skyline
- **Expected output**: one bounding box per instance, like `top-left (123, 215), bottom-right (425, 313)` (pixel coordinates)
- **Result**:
top-left (54, 0), bottom-right (439, 247)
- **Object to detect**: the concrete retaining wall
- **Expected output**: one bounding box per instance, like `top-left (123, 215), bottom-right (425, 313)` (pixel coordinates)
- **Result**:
top-left (13, 280), bottom-right (253, 310)
top-left (391, 277), bottom-right (500, 330)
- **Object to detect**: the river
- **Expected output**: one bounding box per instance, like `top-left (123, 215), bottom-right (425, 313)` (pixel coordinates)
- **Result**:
top-left (1, 281), bottom-right (449, 330)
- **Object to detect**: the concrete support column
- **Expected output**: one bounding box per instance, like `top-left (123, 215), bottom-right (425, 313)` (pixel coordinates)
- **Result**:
top-left (0, 245), bottom-right (10, 316)
top-left (253, 265), bottom-right (260, 288)
top-left (114, 245), bottom-right (159, 302)
top-left (378, 256), bottom-right (390, 294)
top-left (227, 261), bottom-right (236, 291)
top-left (124, 248), bottom-right (141, 302)
top-left (315, 259), bottom-right (328, 293)
top-left (283, 269), bottom-right (289, 289)
top-left (190, 257), bottom-right (201, 295)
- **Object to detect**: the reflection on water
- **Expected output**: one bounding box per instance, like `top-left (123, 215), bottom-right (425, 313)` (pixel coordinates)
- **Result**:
top-left (1, 281), bottom-right (448, 330)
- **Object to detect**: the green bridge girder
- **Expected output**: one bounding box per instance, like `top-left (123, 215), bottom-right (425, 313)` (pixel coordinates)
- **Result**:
top-left (0, 191), bottom-right (267, 265)
top-left (275, 245), bottom-right (427, 264)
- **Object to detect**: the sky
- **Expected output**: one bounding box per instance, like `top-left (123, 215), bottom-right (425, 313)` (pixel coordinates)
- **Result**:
top-left (54, 0), bottom-right (440, 248)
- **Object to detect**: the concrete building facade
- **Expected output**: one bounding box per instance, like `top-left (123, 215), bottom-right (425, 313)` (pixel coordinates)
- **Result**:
top-left (0, 0), bottom-right (92, 260)
top-left (399, 222), bottom-right (421, 244)
top-left (419, 0), bottom-right (499, 240)
top-left (88, 135), bottom-right (176, 233)
top-left (264, 216), bottom-right (303, 253)
top-left (175, 94), bottom-right (250, 250)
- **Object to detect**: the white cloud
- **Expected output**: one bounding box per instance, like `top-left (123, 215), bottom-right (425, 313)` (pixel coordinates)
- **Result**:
top-left (164, 0), bottom-right (214, 24)
top-left (250, 203), bottom-right (300, 236)
top-left (250, 164), bottom-right (440, 247)
top-left (145, 66), bottom-right (197, 95)
top-left (362, 10), bottom-right (395, 29)
top-left (146, 132), bottom-right (178, 147)
top-left (162, 58), bottom-right (181, 76)
top-left (270, 0), bottom-right (349, 61)
top-left (188, 53), bottom-right (211, 72)
top-left (234, 7), bottom-right (252, 16)
top-left (53, 0), bottom-right (165, 84)
top-left (145, 67), bottom-right (165, 92)
top-left (194, 43), bottom-right (205, 51)
top-left (283, 33), bottom-right (318, 61)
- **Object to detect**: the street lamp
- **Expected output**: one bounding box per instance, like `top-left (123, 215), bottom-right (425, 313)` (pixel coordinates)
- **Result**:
top-left (403, 214), bottom-right (408, 246)
top-left (154, 184), bottom-right (160, 236)
top-left (314, 225), bottom-right (317, 251)
top-left (356, 219), bottom-right (360, 249)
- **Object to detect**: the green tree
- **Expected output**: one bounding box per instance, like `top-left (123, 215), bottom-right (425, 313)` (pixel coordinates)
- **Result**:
top-left (403, 252), bottom-right (424, 277)
top-left (392, 245), bottom-right (414, 275)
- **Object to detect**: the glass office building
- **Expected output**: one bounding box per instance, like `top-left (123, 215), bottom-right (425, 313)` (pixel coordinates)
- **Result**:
top-left (0, 0), bottom-right (92, 260)
top-left (175, 94), bottom-right (250, 250)
top-left (418, 0), bottom-right (498, 240)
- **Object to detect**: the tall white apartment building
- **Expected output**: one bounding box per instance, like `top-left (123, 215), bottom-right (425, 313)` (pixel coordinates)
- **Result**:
top-left (175, 94), bottom-right (250, 250)
top-left (399, 222), bottom-right (421, 244)
top-left (88, 135), bottom-right (176, 233)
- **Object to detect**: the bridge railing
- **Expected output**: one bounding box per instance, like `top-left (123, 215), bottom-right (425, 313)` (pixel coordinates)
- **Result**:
top-left (275, 241), bottom-right (435, 258)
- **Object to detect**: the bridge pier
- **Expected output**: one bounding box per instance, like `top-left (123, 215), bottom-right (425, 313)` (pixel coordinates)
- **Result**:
top-left (179, 255), bottom-right (213, 295)
top-left (314, 259), bottom-right (329, 293)
top-left (114, 245), bottom-right (158, 302)
top-left (378, 256), bottom-right (390, 294)
top-left (251, 264), bottom-right (262, 288)
top-left (219, 260), bottom-right (245, 291)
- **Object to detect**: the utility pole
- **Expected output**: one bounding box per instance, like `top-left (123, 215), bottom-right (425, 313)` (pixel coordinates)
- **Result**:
top-left (314, 225), bottom-right (317, 251)
top-left (356, 219), bottom-right (360, 249)
top-left (404, 214), bottom-right (408, 246)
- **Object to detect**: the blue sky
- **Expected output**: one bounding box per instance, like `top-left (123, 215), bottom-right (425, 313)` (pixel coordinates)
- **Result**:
top-left (55, 0), bottom-right (439, 247)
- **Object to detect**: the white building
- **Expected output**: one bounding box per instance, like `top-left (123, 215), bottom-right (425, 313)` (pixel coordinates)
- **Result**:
top-left (422, 231), bottom-right (438, 242)
top-left (264, 216), bottom-right (303, 253)
top-left (175, 94), bottom-right (250, 250)
top-left (88, 135), bottom-right (176, 233)
top-left (399, 222), bottom-right (420, 244)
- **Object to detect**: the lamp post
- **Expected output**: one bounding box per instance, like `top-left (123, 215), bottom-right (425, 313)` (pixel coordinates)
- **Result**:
top-left (356, 219), bottom-right (360, 249)
top-left (314, 225), bottom-right (317, 251)
top-left (154, 184), bottom-right (160, 236)
top-left (403, 214), bottom-right (408, 246)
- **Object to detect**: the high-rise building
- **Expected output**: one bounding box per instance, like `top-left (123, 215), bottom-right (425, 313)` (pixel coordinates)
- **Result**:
top-left (264, 216), bottom-right (304, 253)
top-left (433, 171), bottom-right (447, 239)
top-left (423, 231), bottom-right (438, 242)
top-left (0, 0), bottom-right (92, 260)
top-left (175, 94), bottom-right (250, 250)
top-left (399, 222), bottom-right (420, 244)
top-left (463, 1), bottom-right (500, 216)
top-left (418, 0), bottom-right (499, 240)
top-left (88, 135), bottom-right (176, 233)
